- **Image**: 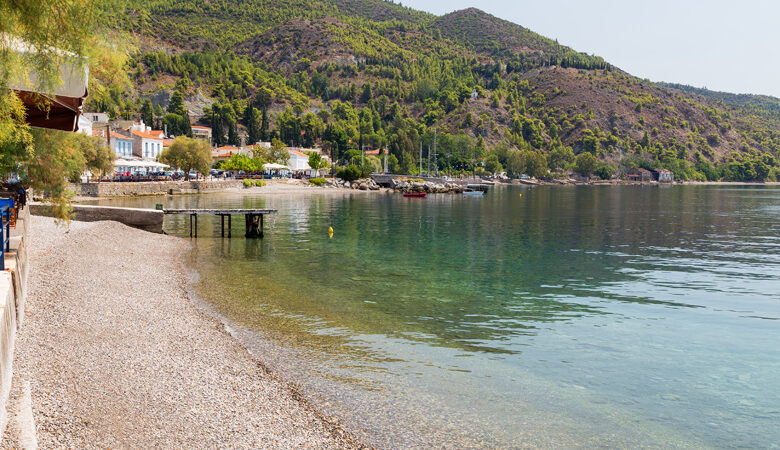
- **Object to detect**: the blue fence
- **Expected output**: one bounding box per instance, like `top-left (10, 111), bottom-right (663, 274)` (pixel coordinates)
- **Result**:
top-left (0, 200), bottom-right (12, 271)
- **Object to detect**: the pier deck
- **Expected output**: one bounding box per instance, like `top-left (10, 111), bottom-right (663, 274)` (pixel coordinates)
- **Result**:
top-left (163, 209), bottom-right (277, 238)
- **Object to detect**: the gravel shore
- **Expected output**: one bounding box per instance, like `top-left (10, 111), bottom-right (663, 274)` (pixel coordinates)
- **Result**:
top-left (2, 216), bottom-right (362, 448)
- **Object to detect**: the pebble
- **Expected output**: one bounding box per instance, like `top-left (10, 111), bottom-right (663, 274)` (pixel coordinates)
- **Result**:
top-left (2, 217), bottom-right (363, 449)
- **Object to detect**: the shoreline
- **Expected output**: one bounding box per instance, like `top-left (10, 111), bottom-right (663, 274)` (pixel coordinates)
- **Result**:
top-left (4, 216), bottom-right (365, 448)
top-left (69, 178), bottom-right (780, 202)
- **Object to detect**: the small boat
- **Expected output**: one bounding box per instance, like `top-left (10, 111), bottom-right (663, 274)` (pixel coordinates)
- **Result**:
top-left (463, 190), bottom-right (485, 197)
top-left (403, 192), bottom-right (427, 198)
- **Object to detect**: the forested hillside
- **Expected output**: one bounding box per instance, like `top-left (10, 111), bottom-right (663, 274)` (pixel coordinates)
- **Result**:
top-left (96, 0), bottom-right (780, 181)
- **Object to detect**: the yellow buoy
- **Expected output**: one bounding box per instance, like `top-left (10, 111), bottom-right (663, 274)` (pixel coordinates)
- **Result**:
top-left (519, 193), bottom-right (522, 198)
top-left (328, 226), bottom-right (334, 238)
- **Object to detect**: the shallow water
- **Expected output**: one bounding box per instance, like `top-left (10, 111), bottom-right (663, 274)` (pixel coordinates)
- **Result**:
top-left (94, 185), bottom-right (780, 448)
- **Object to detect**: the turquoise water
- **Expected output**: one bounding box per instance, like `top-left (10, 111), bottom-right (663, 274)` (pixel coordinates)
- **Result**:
top-left (95, 186), bottom-right (780, 448)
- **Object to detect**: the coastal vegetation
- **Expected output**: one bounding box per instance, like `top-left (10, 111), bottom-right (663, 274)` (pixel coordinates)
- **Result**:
top-left (159, 136), bottom-right (211, 179)
top-left (97, 0), bottom-right (780, 182)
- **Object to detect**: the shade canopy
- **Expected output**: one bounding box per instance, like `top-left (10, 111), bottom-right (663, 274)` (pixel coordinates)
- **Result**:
top-left (114, 159), bottom-right (169, 169)
top-left (5, 36), bottom-right (89, 132)
top-left (262, 163), bottom-right (290, 170)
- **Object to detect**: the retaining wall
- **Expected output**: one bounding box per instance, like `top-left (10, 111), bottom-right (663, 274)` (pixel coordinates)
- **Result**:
top-left (30, 204), bottom-right (164, 234)
top-left (0, 204), bottom-right (29, 439)
top-left (71, 179), bottom-right (242, 197)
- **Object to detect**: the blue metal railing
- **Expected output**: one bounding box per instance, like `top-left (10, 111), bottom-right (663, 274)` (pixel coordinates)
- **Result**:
top-left (0, 201), bottom-right (11, 271)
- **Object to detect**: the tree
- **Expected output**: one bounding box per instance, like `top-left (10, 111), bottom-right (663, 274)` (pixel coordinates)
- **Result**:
top-left (268, 138), bottom-right (291, 165)
top-left (574, 152), bottom-right (598, 176)
top-left (0, 0), bottom-right (124, 220)
top-left (140, 99), bottom-right (154, 128)
top-left (245, 106), bottom-right (260, 145)
top-left (547, 145), bottom-right (575, 171)
top-left (166, 89), bottom-right (192, 136)
top-left (521, 150), bottom-right (548, 178)
top-left (307, 151), bottom-right (329, 171)
top-left (76, 134), bottom-right (116, 177)
top-left (484, 154), bottom-right (503, 174)
top-left (159, 136), bottom-right (210, 180)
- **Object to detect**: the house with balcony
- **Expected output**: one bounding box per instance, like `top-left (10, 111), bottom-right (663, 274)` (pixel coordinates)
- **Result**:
top-left (191, 126), bottom-right (212, 142)
top-left (130, 129), bottom-right (164, 160)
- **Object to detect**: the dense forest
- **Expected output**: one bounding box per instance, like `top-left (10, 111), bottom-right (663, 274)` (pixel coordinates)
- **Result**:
top-left (91, 0), bottom-right (780, 181)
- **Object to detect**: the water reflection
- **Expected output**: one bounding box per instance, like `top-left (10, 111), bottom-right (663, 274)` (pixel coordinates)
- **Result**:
top-left (90, 185), bottom-right (780, 448)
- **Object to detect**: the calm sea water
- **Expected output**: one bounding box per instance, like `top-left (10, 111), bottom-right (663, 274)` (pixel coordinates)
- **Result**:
top-left (94, 186), bottom-right (780, 448)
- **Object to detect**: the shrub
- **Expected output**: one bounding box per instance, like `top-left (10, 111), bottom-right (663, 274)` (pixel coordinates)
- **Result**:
top-left (407, 178), bottom-right (425, 183)
top-left (309, 177), bottom-right (326, 186)
top-left (336, 164), bottom-right (362, 182)
top-left (254, 179), bottom-right (266, 187)
top-left (243, 179), bottom-right (253, 188)
top-left (595, 164), bottom-right (615, 180)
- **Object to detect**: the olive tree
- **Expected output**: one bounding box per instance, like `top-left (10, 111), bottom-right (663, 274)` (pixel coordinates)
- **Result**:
top-left (160, 136), bottom-right (211, 180)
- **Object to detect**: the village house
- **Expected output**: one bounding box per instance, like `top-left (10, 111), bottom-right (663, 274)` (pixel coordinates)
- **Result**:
top-left (627, 168), bottom-right (653, 182)
top-left (652, 169), bottom-right (674, 183)
top-left (211, 145), bottom-right (242, 164)
top-left (191, 125), bottom-right (212, 142)
top-left (130, 129), bottom-right (164, 159)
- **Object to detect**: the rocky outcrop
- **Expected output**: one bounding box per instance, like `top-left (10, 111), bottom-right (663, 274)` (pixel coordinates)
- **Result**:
top-left (390, 179), bottom-right (466, 194)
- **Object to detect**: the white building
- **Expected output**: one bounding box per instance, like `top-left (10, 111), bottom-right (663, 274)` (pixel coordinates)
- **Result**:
top-left (131, 129), bottom-right (164, 160)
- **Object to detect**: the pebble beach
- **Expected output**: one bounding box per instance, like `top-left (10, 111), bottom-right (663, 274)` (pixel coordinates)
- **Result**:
top-left (2, 216), bottom-right (362, 448)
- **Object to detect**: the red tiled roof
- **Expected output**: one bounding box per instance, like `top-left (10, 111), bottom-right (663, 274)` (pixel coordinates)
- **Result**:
top-left (288, 149), bottom-right (309, 158)
top-left (214, 146), bottom-right (239, 151)
top-left (192, 125), bottom-right (211, 130)
top-left (131, 129), bottom-right (163, 140)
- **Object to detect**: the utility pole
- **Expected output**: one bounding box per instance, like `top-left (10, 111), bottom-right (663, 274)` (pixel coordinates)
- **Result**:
top-left (427, 145), bottom-right (431, 176)
top-left (383, 148), bottom-right (388, 173)
top-left (419, 141), bottom-right (422, 176)
top-left (433, 129), bottom-right (438, 177)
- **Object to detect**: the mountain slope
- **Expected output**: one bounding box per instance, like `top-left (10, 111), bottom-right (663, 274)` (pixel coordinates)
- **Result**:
top-left (108, 0), bottom-right (780, 181)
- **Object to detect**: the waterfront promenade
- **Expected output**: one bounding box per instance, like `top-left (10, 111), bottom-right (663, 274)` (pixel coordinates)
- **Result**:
top-left (1, 216), bottom-right (358, 448)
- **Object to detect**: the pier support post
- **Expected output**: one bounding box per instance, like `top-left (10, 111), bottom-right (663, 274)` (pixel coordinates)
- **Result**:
top-left (244, 214), bottom-right (264, 238)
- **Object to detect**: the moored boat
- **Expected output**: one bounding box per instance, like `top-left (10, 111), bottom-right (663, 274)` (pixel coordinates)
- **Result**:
top-left (403, 192), bottom-right (427, 198)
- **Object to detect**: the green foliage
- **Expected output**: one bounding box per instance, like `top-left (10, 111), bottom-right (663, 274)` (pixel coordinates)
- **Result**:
top-left (337, 164), bottom-right (362, 181)
top-left (484, 154), bottom-right (503, 174)
top-left (547, 145), bottom-right (575, 171)
top-left (159, 136), bottom-right (210, 178)
top-left (574, 152), bottom-right (598, 176)
top-left (243, 179), bottom-right (253, 188)
top-left (308, 177), bottom-right (327, 186)
top-left (307, 151), bottom-right (329, 170)
top-left (595, 164), bottom-right (615, 180)
top-left (222, 154), bottom-right (261, 171)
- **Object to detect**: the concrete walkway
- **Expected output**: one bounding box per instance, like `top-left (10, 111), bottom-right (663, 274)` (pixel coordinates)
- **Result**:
top-left (2, 217), bottom-right (359, 448)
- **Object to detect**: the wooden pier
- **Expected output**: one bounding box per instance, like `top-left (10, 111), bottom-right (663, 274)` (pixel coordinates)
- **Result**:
top-left (163, 209), bottom-right (277, 238)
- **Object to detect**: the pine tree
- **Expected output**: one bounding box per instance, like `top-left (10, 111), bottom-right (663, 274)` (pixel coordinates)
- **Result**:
top-left (245, 107), bottom-right (260, 145)
top-left (140, 99), bottom-right (154, 128)
top-left (260, 108), bottom-right (269, 141)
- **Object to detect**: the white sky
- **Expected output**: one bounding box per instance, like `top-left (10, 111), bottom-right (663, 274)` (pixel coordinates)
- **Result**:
top-left (401, 0), bottom-right (780, 98)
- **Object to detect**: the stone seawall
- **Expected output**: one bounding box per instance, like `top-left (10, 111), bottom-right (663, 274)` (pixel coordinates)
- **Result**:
top-left (71, 179), bottom-right (242, 197)
top-left (30, 204), bottom-right (164, 234)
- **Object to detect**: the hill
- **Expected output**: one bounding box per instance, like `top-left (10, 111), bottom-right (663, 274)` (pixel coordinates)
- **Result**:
top-left (102, 0), bottom-right (780, 181)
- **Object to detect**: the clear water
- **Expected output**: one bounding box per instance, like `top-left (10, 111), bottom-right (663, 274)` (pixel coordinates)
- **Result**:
top-left (93, 186), bottom-right (780, 448)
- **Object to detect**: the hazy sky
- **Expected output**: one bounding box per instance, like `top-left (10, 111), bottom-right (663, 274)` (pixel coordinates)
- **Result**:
top-left (402, 0), bottom-right (779, 98)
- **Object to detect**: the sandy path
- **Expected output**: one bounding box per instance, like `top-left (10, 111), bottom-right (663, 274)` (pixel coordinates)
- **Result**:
top-left (2, 216), bottom-right (360, 448)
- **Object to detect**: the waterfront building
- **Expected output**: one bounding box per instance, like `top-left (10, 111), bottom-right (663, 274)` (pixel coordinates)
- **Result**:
top-left (191, 125), bottom-right (212, 142)
top-left (130, 129), bottom-right (164, 160)
top-left (627, 168), bottom-right (653, 182)
top-left (652, 169), bottom-right (674, 183)
top-left (212, 145), bottom-right (242, 164)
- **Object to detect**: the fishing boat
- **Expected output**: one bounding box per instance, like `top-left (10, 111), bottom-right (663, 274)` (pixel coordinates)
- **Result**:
top-left (403, 192), bottom-right (427, 198)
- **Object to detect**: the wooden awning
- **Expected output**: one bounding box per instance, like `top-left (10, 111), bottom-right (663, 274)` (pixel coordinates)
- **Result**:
top-left (5, 36), bottom-right (89, 132)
